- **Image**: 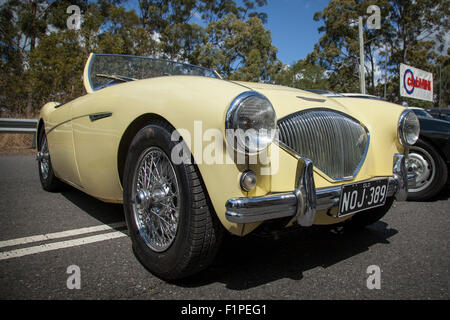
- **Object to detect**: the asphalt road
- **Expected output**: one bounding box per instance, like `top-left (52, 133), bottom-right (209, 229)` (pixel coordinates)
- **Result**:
top-left (0, 154), bottom-right (449, 300)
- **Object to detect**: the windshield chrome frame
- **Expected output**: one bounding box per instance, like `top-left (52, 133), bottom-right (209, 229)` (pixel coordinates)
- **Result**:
top-left (87, 53), bottom-right (219, 92)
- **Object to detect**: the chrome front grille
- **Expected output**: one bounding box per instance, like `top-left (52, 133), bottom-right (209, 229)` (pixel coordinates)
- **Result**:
top-left (277, 109), bottom-right (369, 180)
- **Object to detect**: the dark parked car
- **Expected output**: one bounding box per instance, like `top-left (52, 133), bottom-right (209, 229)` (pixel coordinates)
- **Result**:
top-left (407, 108), bottom-right (450, 200)
top-left (409, 107), bottom-right (434, 119)
top-left (426, 107), bottom-right (450, 122)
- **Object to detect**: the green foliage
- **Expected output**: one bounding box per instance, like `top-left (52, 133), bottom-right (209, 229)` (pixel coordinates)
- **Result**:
top-left (309, 0), bottom-right (449, 106)
top-left (29, 30), bottom-right (86, 106)
top-left (198, 13), bottom-right (280, 81)
top-left (0, 1), bottom-right (24, 113)
top-left (274, 60), bottom-right (330, 90)
top-left (0, 0), bottom-right (278, 114)
top-left (307, 0), bottom-right (387, 94)
top-left (197, 0), bottom-right (267, 23)
top-left (1, 0), bottom-right (447, 115)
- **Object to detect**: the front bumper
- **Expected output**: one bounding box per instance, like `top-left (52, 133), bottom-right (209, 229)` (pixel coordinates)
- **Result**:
top-left (225, 154), bottom-right (414, 226)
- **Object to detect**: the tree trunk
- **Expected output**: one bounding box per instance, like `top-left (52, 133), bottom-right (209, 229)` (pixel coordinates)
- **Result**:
top-left (26, 0), bottom-right (37, 116)
top-left (26, 92), bottom-right (33, 116)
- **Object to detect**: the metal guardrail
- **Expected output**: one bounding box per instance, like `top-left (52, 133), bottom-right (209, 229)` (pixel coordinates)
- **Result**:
top-left (0, 118), bottom-right (38, 148)
top-left (0, 118), bottom-right (38, 133)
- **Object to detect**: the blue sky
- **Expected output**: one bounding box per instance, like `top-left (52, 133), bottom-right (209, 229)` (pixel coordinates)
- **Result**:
top-left (264, 0), bottom-right (329, 65)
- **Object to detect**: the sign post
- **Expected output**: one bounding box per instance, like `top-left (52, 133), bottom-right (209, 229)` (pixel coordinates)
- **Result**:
top-left (400, 63), bottom-right (433, 102)
top-left (358, 16), bottom-right (365, 94)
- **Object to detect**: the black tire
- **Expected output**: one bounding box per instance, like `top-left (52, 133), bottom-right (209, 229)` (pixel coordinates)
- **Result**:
top-left (123, 121), bottom-right (223, 280)
top-left (342, 197), bottom-right (394, 232)
top-left (407, 138), bottom-right (448, 201)
top-left (37, 128), bottom-right (64, 192)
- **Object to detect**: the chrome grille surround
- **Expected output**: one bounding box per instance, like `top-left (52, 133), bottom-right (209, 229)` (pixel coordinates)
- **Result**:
top-left (277, 109), bottom-right (370, 181)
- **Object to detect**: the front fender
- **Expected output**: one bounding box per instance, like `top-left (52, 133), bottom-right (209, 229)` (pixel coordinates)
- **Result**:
top-left (77, 76), bottom-right (254, 235)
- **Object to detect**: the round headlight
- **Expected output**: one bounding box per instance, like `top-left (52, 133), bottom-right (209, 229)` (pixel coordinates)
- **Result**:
top-left (398, 109), bottom-right (420, 146)
top-left (225, 91), bottom-right (276, 154)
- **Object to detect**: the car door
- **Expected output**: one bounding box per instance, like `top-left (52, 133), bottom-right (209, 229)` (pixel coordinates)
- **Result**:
top-left (70, 92), bottom-right (123, 202)
top-left (45, 101), bottom-right (82, 187)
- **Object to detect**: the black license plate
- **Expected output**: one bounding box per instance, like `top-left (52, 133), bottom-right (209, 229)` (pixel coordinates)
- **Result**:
top-left (338, 179), bottom-right (389, 217)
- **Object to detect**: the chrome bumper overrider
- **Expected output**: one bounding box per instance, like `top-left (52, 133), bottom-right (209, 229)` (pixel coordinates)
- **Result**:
top-left (225, 154), bottom-right (415, 226)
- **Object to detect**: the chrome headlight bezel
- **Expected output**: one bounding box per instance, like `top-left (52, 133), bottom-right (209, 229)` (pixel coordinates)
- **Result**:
top-left (398, 109), bottom-right (420, 147)
top-left (225, 91), bottom-right (277, 155)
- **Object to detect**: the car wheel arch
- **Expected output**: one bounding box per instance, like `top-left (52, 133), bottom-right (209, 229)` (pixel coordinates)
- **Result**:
top-left (117, 113), bottom-right (179, 187)
top-left (36, 119), bottom-right (45, 149)
top-left (407, 136), bottom-right (449, 200)
top-left (416, 135), bottom-right (448, 164)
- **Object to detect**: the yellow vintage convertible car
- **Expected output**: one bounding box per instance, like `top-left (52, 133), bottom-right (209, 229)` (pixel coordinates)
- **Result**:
top-left (37, 53), bottom-right (418, 279)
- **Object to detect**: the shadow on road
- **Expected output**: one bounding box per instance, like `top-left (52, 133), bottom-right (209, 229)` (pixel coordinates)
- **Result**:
top-left (60, 186), bottom-right (125, 227)
top-left (408, 186), bottom-right (450, 202)
top-left (177, 221), bottom-right (398, 290)
top-left (58, 185), bottom-right (399, 290)
top-left (428, 186), bottom-right (450, 201)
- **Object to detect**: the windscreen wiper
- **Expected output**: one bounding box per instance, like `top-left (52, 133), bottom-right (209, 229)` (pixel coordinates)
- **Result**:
top-left (96, 73), bottom-right (137, 82)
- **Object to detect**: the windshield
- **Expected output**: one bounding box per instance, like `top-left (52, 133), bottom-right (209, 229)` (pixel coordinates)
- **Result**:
top-left (411, 108), bottom-right (433, 118)
top-left (88, 54), bottom-right (218, 91)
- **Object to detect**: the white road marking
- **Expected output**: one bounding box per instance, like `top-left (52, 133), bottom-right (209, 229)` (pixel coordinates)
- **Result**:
top-left (0, 221), bottom-right (127, 249)
top-left (0, 231), bottom-right (127, 260)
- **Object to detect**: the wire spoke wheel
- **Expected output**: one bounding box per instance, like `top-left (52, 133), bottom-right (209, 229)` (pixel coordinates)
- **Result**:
top-left (39, 135), bottom-right (50, 180)
top-left (123, 122), bottom-right (223, 279)
top-left (131, 147), bottom-right (180, 252)
top-left (37, 129), bottom-right (64, 192)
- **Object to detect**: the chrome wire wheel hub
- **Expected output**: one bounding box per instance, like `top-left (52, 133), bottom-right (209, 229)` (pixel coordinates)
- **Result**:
top-left (132, 147), bottom-right (180, 252)
top-left (37, 137), bottom-right (50, 180)
top-left (407, 149), bottom-right (435, 192)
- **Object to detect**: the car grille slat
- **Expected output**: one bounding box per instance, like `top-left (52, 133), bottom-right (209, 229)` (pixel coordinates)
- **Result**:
top-left (277, 110), bottom-right (369, 180)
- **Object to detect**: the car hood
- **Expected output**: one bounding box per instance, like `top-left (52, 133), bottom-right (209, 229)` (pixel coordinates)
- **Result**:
top-left (232, 81), bottom-right (406, 126)
top-left (419, 116), bottom-right (450, 135)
